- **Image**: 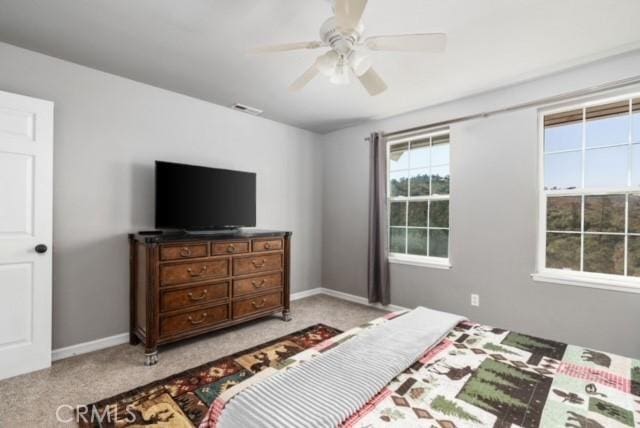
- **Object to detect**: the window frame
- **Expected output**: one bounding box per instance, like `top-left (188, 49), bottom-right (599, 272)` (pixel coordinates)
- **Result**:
top-left (386, 128), bottom-right (452, 269)
top-left (534, 92), bottom-right (640, 294)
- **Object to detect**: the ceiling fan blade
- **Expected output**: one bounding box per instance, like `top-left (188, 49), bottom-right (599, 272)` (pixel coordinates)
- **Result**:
top-left (249, 41), bottom-right (324, 54)
top-left (365, 33), bottom-right (447, 52)
top-left (335, 0), bottom-right (368, 31)
top-left (289, 64), bottom-right (320, 92)
top-left (357, 67), bottom-right (387, 96)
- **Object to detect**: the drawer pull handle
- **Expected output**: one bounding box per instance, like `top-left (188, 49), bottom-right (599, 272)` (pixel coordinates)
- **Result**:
top-left (179, 247), bottom-right (192, 257)
top-left (188, 289), bottom-right (208, 301)
top-left (252, 279), bottom-right (266, 289)
top-left (252, 299), bottom-right (266, 309)
top-left (226, 245), bottom-right (236, 253)
top-left (252, 259), bottom-right (266, 268)
top-left (264, 242), bottom-right (271, 250)
top-left (187, 265), bottom-right (208, 277)
top-left (188, 313), bottom-right (208, 325)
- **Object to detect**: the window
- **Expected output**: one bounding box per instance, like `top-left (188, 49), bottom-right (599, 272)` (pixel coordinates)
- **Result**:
top-left (537, 95), bottom-right (640, 291)
top-left (387, 130), bottom-right (450, 268)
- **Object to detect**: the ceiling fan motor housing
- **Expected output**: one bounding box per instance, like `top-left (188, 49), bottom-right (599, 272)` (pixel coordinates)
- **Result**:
top-left (320, 17), bottom-right (363, 56)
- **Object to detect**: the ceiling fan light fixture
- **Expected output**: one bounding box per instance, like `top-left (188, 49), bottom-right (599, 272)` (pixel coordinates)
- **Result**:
top-left (317, 50), bottom-right (340, 76)
top-left (330, 61), bottom-right (351, 85)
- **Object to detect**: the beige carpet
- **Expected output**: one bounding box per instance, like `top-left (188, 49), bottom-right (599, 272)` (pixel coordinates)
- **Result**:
top-left (0, 294), bottom-right (385, 427)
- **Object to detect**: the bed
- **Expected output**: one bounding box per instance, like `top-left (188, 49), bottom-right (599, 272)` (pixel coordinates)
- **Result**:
top-left (200, 309), bottom-right (640, 428)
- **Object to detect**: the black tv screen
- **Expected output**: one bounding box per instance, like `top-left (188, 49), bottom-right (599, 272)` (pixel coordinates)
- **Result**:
top-left (155, 161), bottom-right (256, 230)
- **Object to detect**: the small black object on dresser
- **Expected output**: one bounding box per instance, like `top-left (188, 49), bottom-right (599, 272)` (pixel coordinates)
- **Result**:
top-left (129, 230), bottom-right (292, 365)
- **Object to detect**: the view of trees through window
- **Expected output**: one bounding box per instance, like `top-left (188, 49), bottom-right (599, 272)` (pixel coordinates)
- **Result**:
top-left (543, 97), bottom-right (640, 277)
top-left (388, 132), bottom-right (450, 259)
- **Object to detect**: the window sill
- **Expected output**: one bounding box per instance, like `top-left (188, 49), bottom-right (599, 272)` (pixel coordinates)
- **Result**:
top-left (531, 270), bottom-right (640, 294)
top-left (389, 255), bottom-right (451, 270)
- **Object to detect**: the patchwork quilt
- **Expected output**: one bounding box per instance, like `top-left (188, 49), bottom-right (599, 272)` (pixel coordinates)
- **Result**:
top-left (202, 312), bottom-right (640, 428)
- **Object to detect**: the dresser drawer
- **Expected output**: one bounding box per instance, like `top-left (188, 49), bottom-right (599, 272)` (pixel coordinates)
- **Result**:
top-left (233, 273), bottom-right (282, 297)
top-left (252, 238), bottom-right (283, 252)
top-left (160, 282), bottom-right (229, 312)
top-left (160, 304), bottom-right (229, 337)
top-left (212, 240), bottom-right (250, 256)
top-left (160, 259), bottom-right (229, 286)
top-left (160, 243), bottom-right (208, 261)
top-left (233, 253), bottom-right (282, 276)
top-left (232, 291), bottom-right (282, 319)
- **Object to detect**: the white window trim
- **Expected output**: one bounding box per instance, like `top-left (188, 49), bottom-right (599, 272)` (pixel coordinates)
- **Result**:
top-left (535, 91), bottom-right (640, 293)
top-left (532, 270), bottom-right (640, 294)
top-left (389, 253), bottom-right (452, 269)
top-left (386, 128), bottom-right (451, 268)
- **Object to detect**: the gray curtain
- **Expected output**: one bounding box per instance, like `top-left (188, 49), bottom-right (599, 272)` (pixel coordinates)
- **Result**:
top-left (367, 132), bottom-right (390, 305)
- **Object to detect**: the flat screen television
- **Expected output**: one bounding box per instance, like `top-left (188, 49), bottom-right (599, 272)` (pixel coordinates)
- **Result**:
top-left (155, 161), bottom-right (256, 230)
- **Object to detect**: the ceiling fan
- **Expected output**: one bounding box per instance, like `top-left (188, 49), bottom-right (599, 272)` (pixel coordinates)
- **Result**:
top-left (250, 0), bottom-right (446, 96)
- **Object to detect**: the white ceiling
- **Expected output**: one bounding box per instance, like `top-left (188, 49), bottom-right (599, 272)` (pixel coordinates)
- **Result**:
top-left (1, 0), bottom-right (640, 133)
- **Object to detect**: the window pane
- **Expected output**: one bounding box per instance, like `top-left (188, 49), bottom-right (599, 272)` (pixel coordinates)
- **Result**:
top-left (390, 227), bottom-right (406, 253)
top-left (632, 144), bottom-right (640, 186)
top-left (627, 235), bottom-right (640, 277)
top-left (429, 200), bottom-right (449, 228)
top-left (628, 194), bottom-right (640, 234)
top-left (409, 169), bottom-right (429, 196)
top-left (586, 115), bottom-right (629, 148)
top-left (583, 234), bottom-right (624, 275)
top-left (409, 139), bottom-right (429, 169)
top-left (390, 202), bottom-right (406, 226)
top-left (429, 229), bottom-right (448, 258)
top-left (584, 194), bottom-right (625, 233)
top-left (546, 232), bottom-right (580, 271)
top-left (546, 196), bottom-right (581, 231)
top-left (390, 171), bottom-right (408, 197)
top-left (544, 122), bottom-right (582, 153)
top-left (431, 165), bottom-right (450, 195)
top-left (407, 228), bottom-right (428, 256)
top-left (389, 142), bottom-right (409, 171)
top-left (407, 201), bottom-right (428, 227)
top-left (431, 136), bottom-right (449, 166)
top-left (389, 133), bottom-right (451, 261)
top-left (544, 151), bottom-right (581, 190)
top-left (584, 145), bottom-right (628, 188)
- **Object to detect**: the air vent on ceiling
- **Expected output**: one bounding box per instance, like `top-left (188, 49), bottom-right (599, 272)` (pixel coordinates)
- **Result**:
top-left (231, 103), bottom-right (263, 116)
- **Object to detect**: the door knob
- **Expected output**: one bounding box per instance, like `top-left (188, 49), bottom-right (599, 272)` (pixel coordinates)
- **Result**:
top-left (35, 244), bottom-right (48, 254)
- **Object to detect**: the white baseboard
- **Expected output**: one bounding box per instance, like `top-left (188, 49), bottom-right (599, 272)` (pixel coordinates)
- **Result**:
top-left (318, 287), bottom-right (408, 312)
top-left (51, 287), bottom-right (406, 362)
top-left (52, 332), bottom-right (130, 362)
top-left (290, 287), bottom-right (324, 300)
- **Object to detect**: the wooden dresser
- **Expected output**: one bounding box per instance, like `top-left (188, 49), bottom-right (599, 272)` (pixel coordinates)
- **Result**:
top-left (129, 230), bottom-right (291, 365)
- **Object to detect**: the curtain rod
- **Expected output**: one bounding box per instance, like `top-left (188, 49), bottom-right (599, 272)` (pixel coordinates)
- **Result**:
top-left (364, 74), bottom-right (640, 141)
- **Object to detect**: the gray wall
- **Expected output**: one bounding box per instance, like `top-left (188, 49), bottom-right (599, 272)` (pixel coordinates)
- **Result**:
top-left (0, 42), bottom-right (324, 349)
top-left (321, 51), bottom-right (640, 358)
top-left (2, 38), bottom-right (639, 358)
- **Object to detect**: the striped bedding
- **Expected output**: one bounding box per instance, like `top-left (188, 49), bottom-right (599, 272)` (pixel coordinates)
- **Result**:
top-left (215, 307), bottom-right (464, 428)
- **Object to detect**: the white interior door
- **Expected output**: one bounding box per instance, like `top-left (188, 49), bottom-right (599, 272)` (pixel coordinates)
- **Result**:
top-left (0, 90), bottom-right (53, 380)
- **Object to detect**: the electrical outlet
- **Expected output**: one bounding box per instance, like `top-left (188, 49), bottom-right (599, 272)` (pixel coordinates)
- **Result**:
top-left (471, 294), bottom-right (480, 307)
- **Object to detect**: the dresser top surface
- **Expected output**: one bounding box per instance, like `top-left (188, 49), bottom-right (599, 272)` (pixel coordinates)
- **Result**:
top-left (129, 229), bottom-right (291, 244)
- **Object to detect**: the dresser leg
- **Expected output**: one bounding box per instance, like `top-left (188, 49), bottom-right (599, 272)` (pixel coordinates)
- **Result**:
top-left (144, 350), bottom-right (158, 366)
top-left (282, 309), bottom-right (291, 322)
top-left (130, 332), bottom-right (141, 346)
